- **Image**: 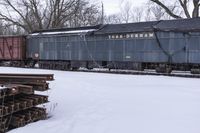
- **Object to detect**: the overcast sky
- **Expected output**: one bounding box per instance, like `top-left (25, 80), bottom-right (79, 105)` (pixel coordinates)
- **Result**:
top-left (91, 0), bottom-right (148, 15)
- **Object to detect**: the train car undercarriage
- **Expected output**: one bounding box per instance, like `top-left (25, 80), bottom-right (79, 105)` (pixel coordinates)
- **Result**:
top-left (1, 59), bottom-right (200, 75)
top-left (33, 60), bottom-right (200, 74)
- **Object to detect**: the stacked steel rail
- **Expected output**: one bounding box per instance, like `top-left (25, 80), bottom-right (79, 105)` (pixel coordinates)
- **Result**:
top-left (0, 73), bottom-right (54, 133)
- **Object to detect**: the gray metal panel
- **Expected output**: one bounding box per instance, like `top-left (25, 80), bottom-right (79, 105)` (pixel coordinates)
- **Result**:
top-left (144, 39), bottom-right (168, 62)
top-left (27, 37), bottom-right (40, 58)
top-left (188, 36), bottom-right (200, 63)
top-left (189, 51), bottom-right (200, 63)
top-left (133, 39), bottom-right (144, 62)
top-left (110, 40), bottom-right (124, 61)
top-left (40, 37), bottom-right (58, 60)
top-left (143, 52), bottom-right (167, 62)
top-left (143, 39), bottom-right (160, 51)
top-left (124, 40), bottom-right (134, 61)
top-left (71, 42), bottom-right (80, 60)
top-left (169, 38), bottom-right (187, 63)
top-left (133, 52), bottom-right (143, 62)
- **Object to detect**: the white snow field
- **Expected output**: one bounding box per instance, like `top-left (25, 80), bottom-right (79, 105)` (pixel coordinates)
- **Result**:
top-left (0, 67), bottom-right (199, 133)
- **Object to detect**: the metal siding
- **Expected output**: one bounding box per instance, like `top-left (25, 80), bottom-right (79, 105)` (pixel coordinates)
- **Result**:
top-left (27, 30), bottom-right (200, 65)
top-left (111, 40), bottom-right (124, 61)
top-left (170, 38), bottom-right (187, 63)
top-left (143, 39), bottom-right (163, 62)
top-left (124, 40), bottom-right (134, 61)
top-left (42, 38), bottom-right (56, 60)
top-left (156, 32), bottom-right (187, 63)
top-left (86, 41), bottom-right (96, 61)
top-left (189, 52), bottom-right (200, 63)
top-left (188, 36), bottom-right (200, 63)
top-left (94, 40), bottom-right (109, 61)
top-left (71, 41), bottom-right (79, 60)
top-left (134, 39), bottom-right (144, 62)
top-left (27, 37), bottom-right (40, 59)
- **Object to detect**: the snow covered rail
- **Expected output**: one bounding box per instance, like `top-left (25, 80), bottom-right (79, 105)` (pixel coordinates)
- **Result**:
top-left (0, 84), bottom-right (33, 98)
top-left (0, 74), bottom-right (54, 81)
top-left (0, 73), bottom-right (54, 133)
top-left (0, 74), bottom-right (53, 91)
top-left (77, 69), bottom-right (200, 79)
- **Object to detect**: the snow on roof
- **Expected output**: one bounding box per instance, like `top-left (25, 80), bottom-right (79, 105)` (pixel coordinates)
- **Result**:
top-left (31, 29), bottom-right (96, 36)
top-left (0, 85), bottom-right (6, 90)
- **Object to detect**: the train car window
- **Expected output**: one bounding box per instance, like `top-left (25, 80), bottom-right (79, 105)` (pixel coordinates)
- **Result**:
top-left (116, 35), bottom-right (119, 39)
top-left (120, 35), bottom-right (123, 38)
top-left (149, 33), bottom-right (154, 37)
top-left (112, 35), bottom-right (115, 39)
top-left (135, 34), bottom-right (139, 38)
top-left (144, 33), bottom-right (148, 37)
top-left (108, 35), bottom-right (111, 39)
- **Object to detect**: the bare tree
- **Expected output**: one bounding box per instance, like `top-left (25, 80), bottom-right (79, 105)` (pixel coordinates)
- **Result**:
top-left (131, 7), bottom-right (144, 22)
top-left (0, 20), bottom-right (25, 35)
top-left (150, 5), bottom-right (166, 20)
top-left (0, 20), bottom-right (4, 35)
top-left (105, 14), bottom-right (122, 24)
top-left (149, 0), bottom-right (200, 18)
top-left (144, 5), bottom-right (153, 21)
top-left (44, 0), bottom-right (80, 28)
top-left (68, 0), bottom-right (101, 27)
top-left (0, 0), bottom-right (101, 33)
top-left (120, 1), bottom-right (132, 23)
top-left (144, 1), bottom-right (174, 21)
top-left (105, 1), bottom-right (145, 24)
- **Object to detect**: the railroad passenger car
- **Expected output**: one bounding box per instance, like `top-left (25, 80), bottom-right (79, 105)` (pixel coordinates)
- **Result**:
top-left (27, 18), bottom-right (200, 73)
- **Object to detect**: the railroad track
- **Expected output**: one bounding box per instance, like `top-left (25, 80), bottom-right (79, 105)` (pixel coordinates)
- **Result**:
top-left (0, 73), bottom-right (54, 133)
top-left (24, 66), bottom-right (200, 78)
top-left (75, 69), bottom-right (200, 79)
top-left (3, 66), bottom-right (200, 78)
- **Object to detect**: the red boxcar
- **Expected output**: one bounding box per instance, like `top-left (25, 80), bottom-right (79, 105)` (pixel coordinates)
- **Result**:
top-left (0, 36), bottom-right (26, 61)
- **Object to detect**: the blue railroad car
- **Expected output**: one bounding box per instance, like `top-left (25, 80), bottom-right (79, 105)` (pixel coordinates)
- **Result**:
top-left (27, 18), bottom-right (200, 73)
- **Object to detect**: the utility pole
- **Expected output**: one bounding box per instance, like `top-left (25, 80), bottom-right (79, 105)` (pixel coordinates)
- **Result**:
top-left (101, 1), bottom-right (104, 24)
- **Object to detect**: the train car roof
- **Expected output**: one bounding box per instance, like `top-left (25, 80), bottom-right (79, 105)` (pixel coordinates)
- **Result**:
top-left (95, 18), bottom-right (200, 34)
top-left (31, 25), bottom-right (102, 36)
top-left (31, 18), bottom-right (200, 36)
top-left (155, 18), bottom-right (200, 32)
top-left (94, 21), bottom-right (157, 34)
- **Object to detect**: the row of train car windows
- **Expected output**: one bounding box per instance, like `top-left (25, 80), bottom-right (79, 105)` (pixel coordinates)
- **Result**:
top-left (108, 33), bottom-right (154, 39)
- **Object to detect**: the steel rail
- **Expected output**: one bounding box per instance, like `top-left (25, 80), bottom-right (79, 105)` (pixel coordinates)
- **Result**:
top-left (0, 74), bottom-right (54, 81)
top-left (75, 69), bottom-right (200, 79)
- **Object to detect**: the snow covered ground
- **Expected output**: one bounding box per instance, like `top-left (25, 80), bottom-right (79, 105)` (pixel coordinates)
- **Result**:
top-left (0, 67), bottom-right (199, 133)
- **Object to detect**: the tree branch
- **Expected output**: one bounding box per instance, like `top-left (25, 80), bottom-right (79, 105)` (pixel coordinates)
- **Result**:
top-left (3, 0), bottom-right (33, 31)
top-left (150, 0), bottom-right (182, 18)
top-left (192, 0), bottom-right (199, 18)
top-left (178, 0), bottom-right (191, 18)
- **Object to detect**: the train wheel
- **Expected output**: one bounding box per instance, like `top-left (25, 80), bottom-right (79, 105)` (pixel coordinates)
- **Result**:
top-left (72, 67), bottom-right (79, 71)
top-left (191, 69), bottom-right (200, 74)
top-left (156, 66), bottom-right (172, 74)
